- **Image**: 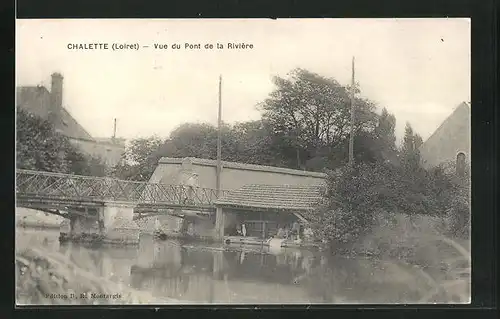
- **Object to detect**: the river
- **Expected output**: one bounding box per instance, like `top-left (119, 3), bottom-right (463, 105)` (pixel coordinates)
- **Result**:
top-left (15, 227), bottom-right (468, 304)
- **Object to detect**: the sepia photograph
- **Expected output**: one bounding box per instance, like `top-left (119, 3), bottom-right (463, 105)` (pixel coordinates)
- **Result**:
top-left (15, 18), bottom-right (471, 305)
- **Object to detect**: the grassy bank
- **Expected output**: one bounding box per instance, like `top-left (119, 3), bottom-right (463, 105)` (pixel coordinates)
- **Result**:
top-left (16, 208), bottom-right (64, 229)
top-left (322, 212), bottom-right (471, 303)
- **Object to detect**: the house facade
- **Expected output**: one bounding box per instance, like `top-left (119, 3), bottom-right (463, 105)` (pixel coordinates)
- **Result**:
top-left (148, 157), bottom-right (327, 190)
top-left (16, 72), bottom-right (125, 167)
top-left (419, 102), bottom-right (471, 169)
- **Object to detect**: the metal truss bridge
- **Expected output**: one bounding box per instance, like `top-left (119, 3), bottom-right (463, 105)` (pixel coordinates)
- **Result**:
top-left (16, 169), bottom-right (228, 214)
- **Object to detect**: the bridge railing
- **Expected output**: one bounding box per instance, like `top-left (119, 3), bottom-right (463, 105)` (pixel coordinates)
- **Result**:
top-left (16, 169), bottom-right (228, 207)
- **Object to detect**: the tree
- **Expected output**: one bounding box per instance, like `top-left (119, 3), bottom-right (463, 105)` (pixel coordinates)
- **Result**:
top-left (112, 136), bottom-right (164, 181)
top-left (372, 108), bottom-right (398, 163)
top-left (306, 162), bottom-right (400, 247)
top-left (414, 133), bottom-right (423, 149)
top-left (437, 160), bottom-right (471, 238)
top-left (375, 108), bottom-right (397, 147)
top-left (16, 109), bottom-right (111, 177)
top-left (17, 109), bottom-right (75, 173)
top-left (150, 69), bottom-right (401, 173)
top-left (230, 120), bottom-right (276, 165)
top-left (157, 120), bottom-right (281, 167)
top-left (400, 122), bottom-right (422, 170)
top-left (164, 123), bottom-right (218, 159)
top-left (261, 68), bottom-right (378, 169)
top-left (308, 158), bottom-right (460, 251)
top-left (401, 122), bottom-right (415, 155)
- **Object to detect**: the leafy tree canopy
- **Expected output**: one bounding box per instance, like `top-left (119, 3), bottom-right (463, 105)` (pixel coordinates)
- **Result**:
top-left (16, 109), bottom-right (107, 176)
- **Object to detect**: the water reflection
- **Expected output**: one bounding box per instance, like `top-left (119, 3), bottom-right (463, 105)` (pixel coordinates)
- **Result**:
top-left (16, 228), bottom-right (466, 304)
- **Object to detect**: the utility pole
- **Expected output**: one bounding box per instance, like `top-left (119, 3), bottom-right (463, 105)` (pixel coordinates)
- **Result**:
top-left (112, 118), bottom-right (117, 140)
top-left (348, 56), bottom-right (356, 167)
top-left (216, 75), bottom-right (222, 198)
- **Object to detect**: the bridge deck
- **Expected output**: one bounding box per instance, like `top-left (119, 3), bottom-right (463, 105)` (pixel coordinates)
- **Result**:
top-left (16, 169), bottom-right (227, 211)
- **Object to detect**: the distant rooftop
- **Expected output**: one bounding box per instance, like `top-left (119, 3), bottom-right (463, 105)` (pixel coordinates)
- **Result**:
top-left (159, 157), bottom-right (327, 178)
top-left (94, 137), bottom-right (126, 147)
top-left (16, 83), bottom-right (95, 141)
top-left (215, 184), bottom-right (326, 211)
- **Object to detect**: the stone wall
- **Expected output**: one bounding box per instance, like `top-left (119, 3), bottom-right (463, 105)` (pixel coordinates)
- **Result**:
top-left (150, 157), bottom-right (326, 190)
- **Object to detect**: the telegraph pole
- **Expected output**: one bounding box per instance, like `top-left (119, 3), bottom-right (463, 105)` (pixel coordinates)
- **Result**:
top-left (216, 75), bottom-right (222, 198)
top-left (348, 56), bottom-right (356, 167)
top-left (214, 75), bottom-right (224, 240)
top-left (112, 118), bottom-right (117, 140)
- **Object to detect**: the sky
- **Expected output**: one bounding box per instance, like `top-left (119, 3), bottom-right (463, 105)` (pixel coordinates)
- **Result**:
top-left (16, 18), bottom-right (470, 143)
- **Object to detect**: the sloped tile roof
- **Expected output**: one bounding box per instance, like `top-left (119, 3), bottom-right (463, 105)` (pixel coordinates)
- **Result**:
top-left (215, 184), bottom-right (326, 211)
top-left (56, 108), bottom-right (94, 141)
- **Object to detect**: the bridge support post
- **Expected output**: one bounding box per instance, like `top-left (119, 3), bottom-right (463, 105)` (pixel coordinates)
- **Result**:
top-left (59, 208), bottom-right (100, 243)
top-left (60, 205), bottom-right (140, 245)
top-left (98, 203), bottom-right (140, 245)
top-left (214, 206), bottom-right (225, 241)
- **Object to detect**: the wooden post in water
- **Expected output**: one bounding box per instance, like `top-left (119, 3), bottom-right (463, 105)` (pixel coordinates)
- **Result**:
top-left (348, 56), bottom-right (356, 167)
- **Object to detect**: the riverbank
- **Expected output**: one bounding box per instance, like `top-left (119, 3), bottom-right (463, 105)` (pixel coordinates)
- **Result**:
top-left (317, 212), bottom-right (471, 303)
top-left (16, 208), bottom-right (64, 229)
top-left (16, 246), bottom-right (190, 305)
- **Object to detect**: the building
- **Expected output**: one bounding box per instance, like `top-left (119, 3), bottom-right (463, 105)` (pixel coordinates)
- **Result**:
top-left (16, 72), bottom-right (125, 166)
top-left (215, 184), bottom-right (324, 239)
top-left (149, 157), bottom-right (327, 189)
top-left (419, 102), bottom-right (471, 169)
top-left (147, 157), bottom-right (326, 240)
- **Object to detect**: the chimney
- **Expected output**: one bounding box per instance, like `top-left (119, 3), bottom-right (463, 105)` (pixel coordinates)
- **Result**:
top-left (50, 72), bottom-right (63, 110)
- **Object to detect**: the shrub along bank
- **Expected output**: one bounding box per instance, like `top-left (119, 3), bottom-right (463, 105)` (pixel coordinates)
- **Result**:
top-left (305, 159), bottom-right (470, 260)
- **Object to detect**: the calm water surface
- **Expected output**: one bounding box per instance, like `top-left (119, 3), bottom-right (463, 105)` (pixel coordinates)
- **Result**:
top-left (16, 228), bottom-right (452, 304)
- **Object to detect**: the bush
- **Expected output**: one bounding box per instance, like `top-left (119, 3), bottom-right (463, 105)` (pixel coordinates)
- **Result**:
top-left (308, 158), bottom-right (468, 249)
top-left (307, 162), bottom-right (398, 246)
top-left (439, 161), bottom-right (471, 239)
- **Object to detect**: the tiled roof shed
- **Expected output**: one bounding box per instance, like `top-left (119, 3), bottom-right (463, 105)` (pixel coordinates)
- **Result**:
top-left (215, 184), bottom-right (326, 212)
